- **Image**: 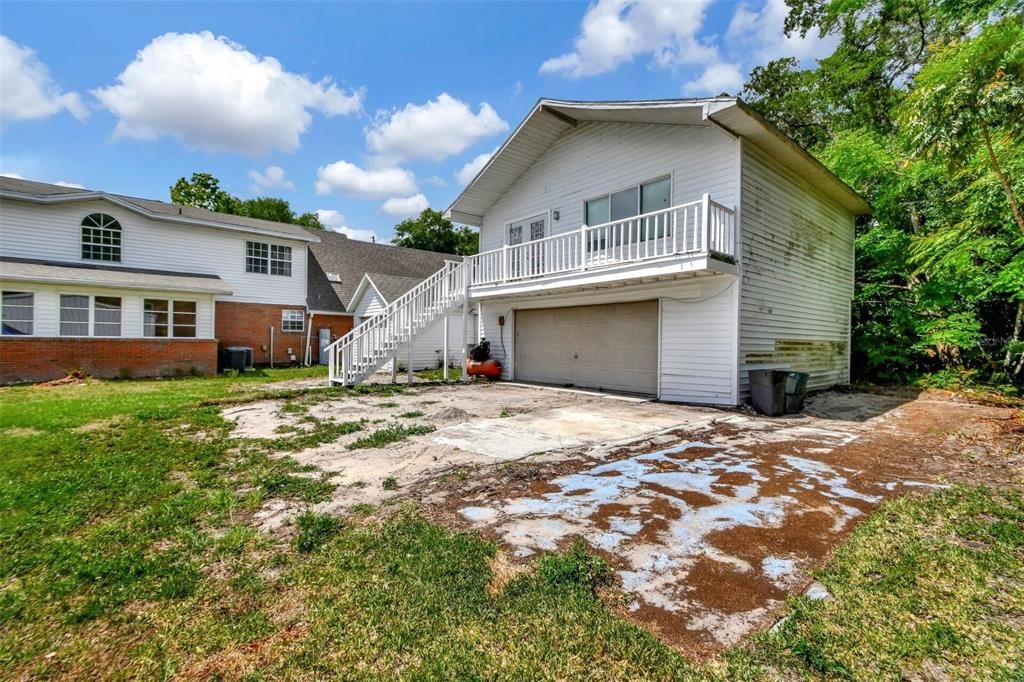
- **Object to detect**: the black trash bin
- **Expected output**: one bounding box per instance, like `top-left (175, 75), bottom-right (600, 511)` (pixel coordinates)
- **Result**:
top-left (749, 369), bottom-right (787, 416)
top-left (784, 372), bottom-right (810, 414)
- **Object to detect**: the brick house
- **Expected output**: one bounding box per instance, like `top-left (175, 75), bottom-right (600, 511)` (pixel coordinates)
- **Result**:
top-left (0, 177), bottom-right (464, 384)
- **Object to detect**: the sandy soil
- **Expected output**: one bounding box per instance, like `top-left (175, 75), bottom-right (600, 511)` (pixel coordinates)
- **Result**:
top-left (222, 383), bottom-right (1022, 656)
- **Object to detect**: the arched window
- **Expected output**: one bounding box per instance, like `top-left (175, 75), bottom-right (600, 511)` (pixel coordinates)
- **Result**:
top-left (81, 213), bottom-right (122, 262)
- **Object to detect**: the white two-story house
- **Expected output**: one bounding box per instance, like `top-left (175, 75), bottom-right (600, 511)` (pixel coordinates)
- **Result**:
top-left (0, 177), bottom-right (318, 383)
top-left (325, 98), bottom-right (870, 406)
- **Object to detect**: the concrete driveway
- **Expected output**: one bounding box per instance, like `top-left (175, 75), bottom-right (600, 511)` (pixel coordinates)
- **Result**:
top-left (224, 381), bottom-right (1017, 656)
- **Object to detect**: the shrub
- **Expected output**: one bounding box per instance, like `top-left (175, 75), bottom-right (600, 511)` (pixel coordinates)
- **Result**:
top-left (537, 540), bottom-right (613, 594)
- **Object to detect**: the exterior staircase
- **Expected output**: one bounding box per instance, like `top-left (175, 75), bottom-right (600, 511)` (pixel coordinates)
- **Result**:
top-left (326, 260), bottom-right (467, 386)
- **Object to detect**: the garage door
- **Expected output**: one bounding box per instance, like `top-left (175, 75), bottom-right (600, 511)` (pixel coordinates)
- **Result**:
top-left (514, 300), bottom-right (658, 395)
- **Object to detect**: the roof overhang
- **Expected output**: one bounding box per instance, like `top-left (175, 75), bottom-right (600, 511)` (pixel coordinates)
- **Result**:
top-left (0, 190), bottom-right (321, 243)
top-left (0, 259), bottom-right (233, 295)
top-left (445, 98), bottom-right (870, 226)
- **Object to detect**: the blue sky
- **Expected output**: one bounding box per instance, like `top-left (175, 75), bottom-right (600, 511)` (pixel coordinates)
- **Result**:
top-left (1, 0), bottom-right (833, 242)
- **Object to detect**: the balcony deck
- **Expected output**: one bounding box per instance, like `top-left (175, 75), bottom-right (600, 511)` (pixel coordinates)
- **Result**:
top-left (466, 195), bottom-right (736, 299)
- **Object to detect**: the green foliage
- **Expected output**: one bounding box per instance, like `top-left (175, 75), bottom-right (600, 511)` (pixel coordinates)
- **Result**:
top-left (536, 540), bottom-right (614, 595)
top-left (745, 3), bottom-right (1024, 388)
top-left (169, 172), bottom-right (323, 229)
top-left (293, 511), bottom-right (342, 553)
top-left (393, 208), bottom-right (478, 255)
top-left (346, 423), bottom-right (435, 450)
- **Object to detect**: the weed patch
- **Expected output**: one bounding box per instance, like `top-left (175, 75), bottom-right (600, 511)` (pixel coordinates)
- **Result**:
top-left (293, 511), bottom-right (342, 553)
top-left (346, 424), bottom-right (435, 450)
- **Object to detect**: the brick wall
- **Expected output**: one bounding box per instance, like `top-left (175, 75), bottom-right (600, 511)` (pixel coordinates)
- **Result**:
top-left (0, 337), bottom-right (218, 385)
top-left (310, 312), bottom-right (354, 362)
top-left (215, 301), bottom-right (310, 365)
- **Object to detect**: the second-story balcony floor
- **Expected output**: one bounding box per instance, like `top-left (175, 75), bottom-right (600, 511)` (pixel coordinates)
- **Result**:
top-left (466, 195), bottom-right (736, 300)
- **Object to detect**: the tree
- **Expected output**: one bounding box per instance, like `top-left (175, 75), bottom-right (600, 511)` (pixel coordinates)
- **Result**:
top-left (899, 16), bottom-right (1024, 235)
top-left (240, 197), bottom-right (299, 224)
top-left (169, 172), bottom-right (323, 229)
top-left (392, 209), bottom-right (478, 255)
top-left (743, 0), bottom-right (1023, 387)
top-left (169, 173), bottom-right (239, 214)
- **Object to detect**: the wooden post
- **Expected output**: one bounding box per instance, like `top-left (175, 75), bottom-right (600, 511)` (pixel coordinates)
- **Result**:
top-left (701, 193), bottom-right (711, 254)
top-left (442, 312), bottom-right (449, 382)
top-left (461, 265), bottom-right (470, 383)
top-left (580, 225), bottom-right (587, 270)
top-left (407, 304), bottom-right (414, 385)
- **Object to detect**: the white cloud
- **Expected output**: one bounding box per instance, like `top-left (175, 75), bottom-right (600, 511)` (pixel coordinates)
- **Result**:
top-left (365, 93), bottom-right (508, 163)
top-left (248, 165), bottom-right (295, 193)
top-left (315, 208), bottom-right (385, 243)
top-left (682, 62), bottom-right (744, 96)
top-left (380, 193), bottom-right (429, 219)
top-left (425, 175), bottom-right (447, 188)
top-left (726, 0), bottom-right (838, 65)
top-left (540, 0), bottom-right (714, 78)
top-left (93, 31), bottom-right (362, 155)
top-left (314, 160), bottom-right (417, 199)
top-left (455, 150), bottom-right (494, 186)
top-left (0, 172), bottom-right (83, 188)
top-left (0, 35), bottom-right (87, 124)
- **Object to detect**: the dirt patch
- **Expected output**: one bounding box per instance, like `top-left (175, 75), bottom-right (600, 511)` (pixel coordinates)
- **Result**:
top-left (435, 390), bottom-right (1020, 657)
top-left (1, 426), bottom-right (42, 438)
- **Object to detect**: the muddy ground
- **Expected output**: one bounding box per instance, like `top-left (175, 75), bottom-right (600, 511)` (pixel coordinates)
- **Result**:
top-left (224, 382), bottom-right (1023, 657)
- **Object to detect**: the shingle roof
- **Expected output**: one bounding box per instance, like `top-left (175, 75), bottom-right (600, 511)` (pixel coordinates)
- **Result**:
top-left (0, 176), bottom-right (318, 242)
top-left (0, 256), bottom-right (232, 294)
top-left (307, 230), bottom-right (460, 313)
top-left (366, 273), bottom-right (425, 303)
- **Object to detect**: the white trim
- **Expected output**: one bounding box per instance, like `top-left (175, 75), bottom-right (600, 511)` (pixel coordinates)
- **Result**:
top-left (1, 271), bottom-right (230, 295)
top-left (0, 191), bottom-right (320, 242)
top-left (730, 136), bottom-right (743, 406)
top-left (281, 308), bottom-right (305, 333)
top-left (656, 297), bottom-right (663, 400)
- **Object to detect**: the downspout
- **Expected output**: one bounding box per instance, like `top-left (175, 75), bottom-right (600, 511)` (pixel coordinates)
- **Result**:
top-left (304, 311), bottom-right (314, 366)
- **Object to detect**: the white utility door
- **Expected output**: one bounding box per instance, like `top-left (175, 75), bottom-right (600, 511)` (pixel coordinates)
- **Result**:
top-left (514, 300), bottom-right (658, 395)
top-left (507, 214), bottom-right (546, 279)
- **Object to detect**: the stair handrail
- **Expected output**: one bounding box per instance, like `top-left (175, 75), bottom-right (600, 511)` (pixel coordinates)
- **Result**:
top-left (326, 259), bottom-right (466, 383)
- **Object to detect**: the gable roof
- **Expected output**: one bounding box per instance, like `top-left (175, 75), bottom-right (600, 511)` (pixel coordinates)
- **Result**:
top-left (306, 230), bottom-right (460, 313)
top-left (444, 97), bottom-right (871, 225)
top-left (0, 176), bottom-right (318, 242)
top-left (0, 256), bottom-right (232, 295)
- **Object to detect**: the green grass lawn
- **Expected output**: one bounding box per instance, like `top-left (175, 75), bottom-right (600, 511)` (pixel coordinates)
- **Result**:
top-left (1, 370), bottom-right (1021, 679)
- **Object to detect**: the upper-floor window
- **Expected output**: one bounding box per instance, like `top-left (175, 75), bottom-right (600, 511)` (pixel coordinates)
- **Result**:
top-left (1, 291), bottom-right (33, 336)
top-left (81, 213), bottom-right (122, 262)
top-left (585, 176), bottom-right (671, 226)
top-left (245, 241), bottom-right (292, 276)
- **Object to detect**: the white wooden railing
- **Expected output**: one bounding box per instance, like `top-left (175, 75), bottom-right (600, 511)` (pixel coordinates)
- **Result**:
top-left (326, 260), bottom-right (466, 386)
top-left (467, 195), bottom-right (735, 287)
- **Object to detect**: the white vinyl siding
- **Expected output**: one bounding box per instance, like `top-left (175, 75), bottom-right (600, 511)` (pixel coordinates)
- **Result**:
top-left (0, 281), bottom-right (215, 338)
top-left (479, 121), bottom-right (738, 253)
top-left (737, 143), bottom-right (855, 399)
top-left (0, 198), bottom-right (308, 305)
top-left (660, 279), bottom-right (738, 405)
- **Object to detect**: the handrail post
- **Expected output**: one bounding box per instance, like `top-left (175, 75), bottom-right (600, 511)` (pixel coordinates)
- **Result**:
top-left (502, 244), bottom-right (509, 283)
top-left (580, 224), bottom-right (587, 271)
top-left (672, 208), bottom-right (678, 254)
top-left (701, 193), bottom-right (710, 254)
